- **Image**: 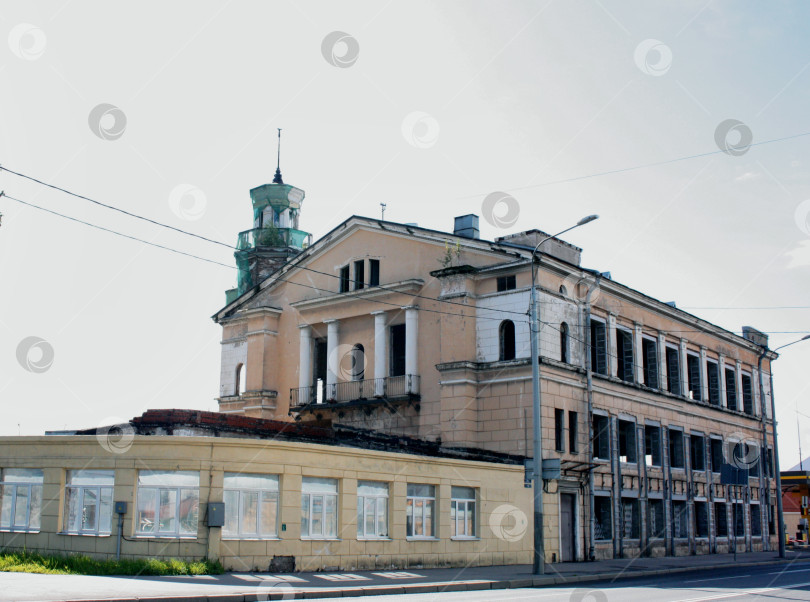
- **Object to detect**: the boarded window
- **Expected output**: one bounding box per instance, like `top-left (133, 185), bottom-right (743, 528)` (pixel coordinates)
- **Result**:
top-left (642, 338), bottom-right (659, 388)
top-left (594, 496), bottom-right (612, 540)
top-left (593, 415), bottom-right (610, 460)
top-left (645, 425), bottom-right (662, 467)
top-left (616, 329), bottom-right (634, 383)
top-left (690, 435), bottom-right (706, 471)
top-left (669, 429), bottom-right (685, 469)
top-left (707, 361), bottom-right (720, 406)
top-left (687, 354), bottom-right (701, 401)
top-left (590, 320), bottom-right (607, 375)
top-left (499, 320), bottom-right (516, 361)
top-left (666, 347), bottom-right (681, 395)
top-left (619, 419), bottom-right (636, 463)
top-left (725, 367), bottom-right (738, 411)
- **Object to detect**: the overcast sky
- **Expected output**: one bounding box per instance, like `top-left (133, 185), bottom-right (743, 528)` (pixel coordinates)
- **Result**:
top-left (1, 1), bottom-right (809, 468)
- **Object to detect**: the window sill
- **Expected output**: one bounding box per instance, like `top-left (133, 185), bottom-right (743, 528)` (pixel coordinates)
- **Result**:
top-left (301, 536), bottom-right (341, 541)
top-left (0, 528), bottom-right (40, 534)
top-left (222, 536), bottom-right (280, 541)
top-left (451, 536), bottom-right (480, 541)
top-left (406, 537), bottom-right (440, 542)
top-left (133, 534), bottom-right (198, 540)
top-left (357, 537), bottom-right (391, 541)
top-left (58, 532), bottom-right (112, 537)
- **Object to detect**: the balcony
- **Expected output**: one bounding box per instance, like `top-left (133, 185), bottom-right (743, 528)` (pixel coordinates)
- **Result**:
top-left (290, 375), bottom-right (420, 410)
top-left (237, 227), bottom-right (311, 251)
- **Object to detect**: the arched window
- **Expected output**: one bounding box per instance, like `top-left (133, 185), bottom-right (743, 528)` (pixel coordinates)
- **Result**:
top-left (351, 344), bottom-right (365, 381)
top-left (560, 322), bottom-right (569, 363)
top-left (235, 363), bottom-right (246, 395)
top-left (499, 321), bottom-right (516, 361)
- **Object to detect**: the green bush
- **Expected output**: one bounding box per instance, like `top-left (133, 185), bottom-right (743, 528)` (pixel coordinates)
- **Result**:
top-left (0, 550), bottom-right (224, 576)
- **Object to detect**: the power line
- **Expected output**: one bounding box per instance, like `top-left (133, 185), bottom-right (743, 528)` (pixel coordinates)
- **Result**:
top-left (1, 193), bottom-right (236, 270)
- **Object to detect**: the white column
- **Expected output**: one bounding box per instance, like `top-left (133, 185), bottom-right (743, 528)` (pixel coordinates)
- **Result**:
top-left (325, 319), bottom-right (339, 400)
top-left (634, 323), bottom-right (644, 384)
top-left (658, 332), bottom-right (668, 391)
top-left (372, 310), bottom-right (387, 397)
top-left (298, 324), bottom-right (312, 389)
top-left (608, 314), bottom-right (618, 378)
top-left (404, 306), bottom-right (419, 393)
top-left (680, 338), bottom-right (689, 398)
top-left (718, 354), bottom-right (727, 409)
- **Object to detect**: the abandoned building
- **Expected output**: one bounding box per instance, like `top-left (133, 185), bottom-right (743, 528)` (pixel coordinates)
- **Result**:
top-left (0, 167), bottom-right (780, 569)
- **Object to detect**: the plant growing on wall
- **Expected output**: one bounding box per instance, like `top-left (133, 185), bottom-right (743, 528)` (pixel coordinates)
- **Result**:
top-left (439, 239), bottom-right (462, 268)
top-left (256, 224), bottom-right (285, 246)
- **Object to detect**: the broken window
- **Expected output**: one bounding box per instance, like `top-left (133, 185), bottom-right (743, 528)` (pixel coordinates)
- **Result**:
top-left (369, 259), bottom-right (380, 287)
top-left (751, 505), bottom-right (762, 537)
top-left (733, 502), bottom-right (745, 537)
top-left (568, 411), bottom-right (578, 453)
top-left (706, 361), bottom-right (720, 406)
top-left (665, 347), bottom-right (681, 395)
top-left (616, 329), bottom-right (634, 383)
top-left (649, 499), bottom-right (665, 538)
top-left (741, 373), bottom-right (753, 415)
top-left (687, 354), bottom-right (701, 401)
top-left (695, 501), bottom-right (709, 538)
top-left (645, 424), bottom-right (662, 467)
top-left (690, 434), bottom-right (706, 471)
top-left (673, 500), bottom-right (688, 538)
top-left (339, 265), bottom-right (350, 293)
top-left (353, 260), bottom-right (365, 291)
top-left (496, 275), bottom-right (516, 292)
top-left (715, 502), bottom-right (728, 537)
top-left (619, 419), bottom-right (637, 463)
top-left (710, 438), bottom-right (724, 473)
top-left (560, 322), bottom-right (569, 363)
top-left (555, 409), bottom-right (565, 452)
top-left (389, 324), bottom-right (406, 376)
top-left (621, 498), bottom-right (640, 539)
top-left (590, 320), bottom-right (607, 376)
top-left (499, 320), bottom-right (516, 361)
top-left (669, 429), bottom-right (685, 469)
top-left (642, 338), bottom-right (659, 389)
top-left (593, 415), bottom-right (610, 460)
top-left (725, 367), bottom-right (737, 411)
top-left (594, 495), bottom-right (612, 540)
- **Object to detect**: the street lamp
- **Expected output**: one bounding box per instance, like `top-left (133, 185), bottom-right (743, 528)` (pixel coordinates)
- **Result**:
top-left (530, 214), bottom-right (599, 575)
top-left (759, 333), bottom-right (810, 558)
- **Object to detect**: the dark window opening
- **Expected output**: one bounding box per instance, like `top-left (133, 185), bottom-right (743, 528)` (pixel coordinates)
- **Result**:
top-left (710, 438), bottom-right (724, 473)
top-left (349, 344), bottom-right (365, 381)
top-left (568, 411), bottom-right (578, 453)
top-left (590, 320), bottom-right (607, 376)
top-left (555, 409), bottom-right (565, 452)
top-left (687, 354), bottom-right (702, 401)
top-left (649, 499), bottom-right (665, 538)
top-left (339, 265), bottom-right (350, 293)
top-left (669, 429), bottom-right (685, 469)
top-left (313, 339), bottom-right (328, 402)
top-left (707, 361), bottom-right (720, 406)
top-left (725, 367), bottom-right (737, 411)
top-left (666, 347), bottom-right (681, 395)
top-left (369, 259), bottom-right (380, 287)
top-left (715, 502), bottom-right (728, 537)
top-left (766, 448), bottom-right (774, 478)
top-left (768, 504), bottom-right (775, 534)
top-left (621, 498), bottom-right (640, 539)
top-left (616, 329), bottom-right (634, 383)
top-left (593, 415), bottom-right (610, 460)
top-left (645, 424), bottom-right (662, 467)
top-left (560, 322), bottom-right (569, 363)
top-left (594, 496), bottom-right (612, 540)
top-left (673, 501), bottom-right (688, 538)
top-left (390, 324), bottom-right (406, 376)
top-left (496, 275), bottom-right (516, 292)
top-left (733, 502), bottom-right (745, 537)
top-left (690, 435), bottom-right (706, 471)
top-left (353, 260), bottom-right (365, 291)
top-left (751, 505), bottom-right (762, 536)
top-left (499, 320), bottom-right (516, 361)
top-left (619, 419), bottom-right (637, 463)
top-left (742, 373), bottom-right (753, 415)
top-left (642, 338), bottom-right (659, 389)
top-left (695, 502), bottom-right (709, 538)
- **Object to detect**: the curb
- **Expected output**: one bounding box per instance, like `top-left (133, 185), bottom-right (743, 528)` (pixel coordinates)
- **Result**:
top-left (53, 556), bottom-right (810, 602)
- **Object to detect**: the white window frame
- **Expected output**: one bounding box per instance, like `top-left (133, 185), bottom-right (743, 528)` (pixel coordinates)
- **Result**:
top-left (223, 473), bottom-right (280, 540)
top-left (450, 486), bottom-right (477, 539)
top-left (301, 477), bottom-right (338, 540)
top-left (356, 480), bottom-right (389, 540)
top-left (406, 484), bottom-right (437, 539)
top-left (0, 468), bottom-right (44, 533)
top-left (135, 470), bottom-right (200, 538)
top-left (63, 469), bottom-right (114, 536)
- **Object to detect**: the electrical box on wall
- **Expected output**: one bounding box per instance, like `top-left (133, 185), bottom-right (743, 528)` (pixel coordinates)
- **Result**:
top-left (207, 502), bottom-right (225, 527)
top-left (114, 501), bottom-right (127, 515)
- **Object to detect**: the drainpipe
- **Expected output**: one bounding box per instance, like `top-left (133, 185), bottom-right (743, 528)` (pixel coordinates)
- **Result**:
top-left (585, 274), bottom-right (601, 561)
top-left (757, 347), bottom-right (772, 553)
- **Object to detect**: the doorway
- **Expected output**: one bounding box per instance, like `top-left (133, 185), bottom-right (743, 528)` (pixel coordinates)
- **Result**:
top-left (560, 492), bottom-right (576, 562)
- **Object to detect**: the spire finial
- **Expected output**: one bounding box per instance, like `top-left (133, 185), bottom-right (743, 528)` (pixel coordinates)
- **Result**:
top-left (273, 128), bottom-right (284, 184)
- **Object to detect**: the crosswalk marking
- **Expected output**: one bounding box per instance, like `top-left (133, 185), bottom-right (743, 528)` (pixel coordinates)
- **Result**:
top-left (372, 571), bottom-right (424, 579)
top-left (315, 573), bottom-right (370, 581)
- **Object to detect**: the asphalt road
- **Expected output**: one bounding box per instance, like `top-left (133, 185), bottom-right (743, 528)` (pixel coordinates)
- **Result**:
top-left (336, 563), bottom-right (810, 601)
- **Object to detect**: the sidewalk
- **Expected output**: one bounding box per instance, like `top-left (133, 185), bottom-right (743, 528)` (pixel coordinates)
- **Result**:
top-left (3, 550), bottom-right (810, 602)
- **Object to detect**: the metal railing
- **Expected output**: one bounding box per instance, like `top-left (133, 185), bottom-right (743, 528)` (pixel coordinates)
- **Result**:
top-left (237, 227), bottom-right (311, 250)
top-left (290, 375), bottom-right (420, 409)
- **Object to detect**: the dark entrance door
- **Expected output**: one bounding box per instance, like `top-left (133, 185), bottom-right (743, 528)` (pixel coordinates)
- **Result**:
top-left (560, 493), bottom-right (576, 562)
top-left (313, 339), bottom-right (327, 402)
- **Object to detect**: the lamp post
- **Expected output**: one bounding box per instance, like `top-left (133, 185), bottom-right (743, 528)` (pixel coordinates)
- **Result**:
top-left (530, 214), bottom-right (599, 575)
top-left (758, 333), bottom-right (810, 558)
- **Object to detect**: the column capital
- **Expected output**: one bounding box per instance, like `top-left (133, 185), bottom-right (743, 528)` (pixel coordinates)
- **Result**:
top-left (401, 305), bottom-right (419, 311)
top-left (324, 318), bottom-right (339, 325)
top-left (680, 338), bottom-right (688, 346)
top-left (298, 323), bottom-right (312, 330)
top-left (371, 310), bottom-right (387, 316)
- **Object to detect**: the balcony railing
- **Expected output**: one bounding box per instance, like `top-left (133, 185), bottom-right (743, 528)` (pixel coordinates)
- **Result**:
top-left (237, 227), bottom-right (311, 251)
top-left (290, 375), bottom-right (420, 409)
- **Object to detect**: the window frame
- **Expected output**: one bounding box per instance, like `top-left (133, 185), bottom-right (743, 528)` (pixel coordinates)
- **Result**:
top-left (554, 408), bottom-right (565, 453)
top-left (496, 275), bottom-right (516, 292)
top-left (593, 414), bottom-right (610, 461)
top-left (686, 352), bottom-right (702, 401)
top-left (690, 434), bottom-right (706, 472)
top-left (594, 494), bottom-right (612, 540)
top-left (741, 372), bottom-right (754, 415)
top-left (356, 480), bottom-right (389, 540)
top-left (616, 327), bottom-right (635, 383)
top-left (641, 336), bottom-right (659, 389)
top-left (590, 319), bottom-right (608, 376)
top-left (339, 265), bottom-right (350, 293)
top-left (645, 424), bottom-right (662, 467)
top-left (0, 468), bottom-right (44, 533)
top-left (406, 484), bottom-right (437, 539)
top-left (725, 366), bottom-right (738, 411)
top-left (669, 428), bottom-right (685, 470)
top-left (618, 418), bottom-right (637, 464)
top-left (62, 469), bottom-right (114, 536)
top-left (135, 470), bottom-right (200, 538)
top-left (353, 259), bottom-right (365, 291)
top-left (665, 345), bottom-right (681, 396)
top-left (568, 411), bottom-right (578, 453)
top-left (450, 486), bottom-right (477, 540)
top-left (300, 477), bottom-right (339, 540)
top-left (706, 360), bottom-right (721, 406)
top-left (499, 320), bottom-right (516, 362)
top-left (222, 473), bottom-right (280, 540)
top-left (369, 259), bottom-right (380, 287)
